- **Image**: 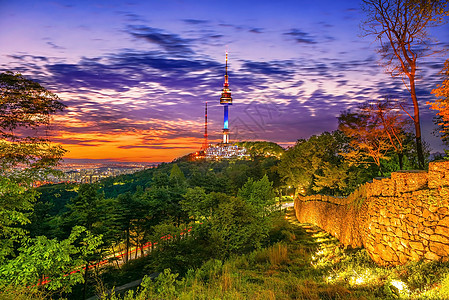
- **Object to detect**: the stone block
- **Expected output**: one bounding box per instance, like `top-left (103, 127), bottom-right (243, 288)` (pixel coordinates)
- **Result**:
top-left (423, 209), bottom-right (432, 219)
top-left (430, 213), bottom-right (440, 222)
top-left (391, 218), bottom-right (401, 227)
top-left (374, 243), bottom-right (397, 262)
top-left (405, 214), bottom-right (419, 224)
top-left (409, 241), bottom-right (425, 251)
top-left (438, 207), bottom-right (449, 215)
top-left (418, 232), bottom-right (430, 240)
top-left (430, 234), bottom-right (449, 244)
top-left (418, 223), bottom-right (424, 232)
top-left (429, 241), bottom-right (449, 257)
top-left (435, 226), bottom-right (449, 238)
top-left (398, 253), bottom-right (409, 264)
top-left (429, 206), bottom-right (439, 213)
top-left (423, 220), bottom-right (438, 227)
top-left (410, 251), bottom-right (421, 261)
top-left (439, 217), bottom-right (449, 228)
top-left (424, 251), bottom-right (440, 261)
top-left (423, 227), bottom-right (434, 235)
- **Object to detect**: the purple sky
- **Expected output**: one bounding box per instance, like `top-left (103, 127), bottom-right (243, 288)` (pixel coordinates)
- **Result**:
top-left (1, 0), bottom-right (448, 161)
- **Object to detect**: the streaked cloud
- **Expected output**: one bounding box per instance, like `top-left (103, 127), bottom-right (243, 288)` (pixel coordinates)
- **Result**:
top-left (0, 0), bottom-right (446, 161)
top-left (284, 29), bottom-right (317, 44)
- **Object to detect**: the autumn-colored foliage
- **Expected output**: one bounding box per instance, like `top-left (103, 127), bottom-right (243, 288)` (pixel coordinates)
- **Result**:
top-left (430, 59), bottom-right (449, 146)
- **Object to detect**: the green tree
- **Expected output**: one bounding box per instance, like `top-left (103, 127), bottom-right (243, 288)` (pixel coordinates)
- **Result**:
top-left (225, 162), bottom-right (252, 192)
top-left (63, 184), bottom-right (104, 233)
top-left (181, 187), bottom-right (208, 221)
top-left (169, 163), bottom-right (186, 186)
top-left (0, 71), bottom-right (65, 261)
top-left (238, 175), bottom-right (275, 212)
top-left (361, 0), bottom-right (449, 169)
top-left (115, 192), bottom-right (136, 263)
top-left (210, 196), bottom-right (267, 257)
top-left (235, 141), bottom-right (285, 159)
top-left (62, 184), bottom-right (115, 299)
top-left (0, 226), bottom-right (102, 296)
top-left (278, 131), bottom-right (351, 195)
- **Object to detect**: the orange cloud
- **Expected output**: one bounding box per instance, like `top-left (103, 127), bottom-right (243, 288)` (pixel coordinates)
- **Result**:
top-left (53, 131), bottom-right (201, 162)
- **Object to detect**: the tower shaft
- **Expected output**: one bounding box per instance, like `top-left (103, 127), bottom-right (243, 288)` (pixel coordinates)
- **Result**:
top-left (223, 104), bottom-right (229, 144)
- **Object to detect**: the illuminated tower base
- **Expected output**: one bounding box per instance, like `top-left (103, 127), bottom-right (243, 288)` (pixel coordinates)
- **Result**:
top-left (223, 129), bottom-right (229, 144)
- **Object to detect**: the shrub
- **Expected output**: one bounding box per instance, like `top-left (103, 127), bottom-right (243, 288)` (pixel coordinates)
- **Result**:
top-left (268, 243), bottom-right (288, 266)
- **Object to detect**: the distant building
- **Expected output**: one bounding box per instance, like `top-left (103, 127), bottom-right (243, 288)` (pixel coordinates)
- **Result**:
top-left (205, 144), bottom-right (248, 160)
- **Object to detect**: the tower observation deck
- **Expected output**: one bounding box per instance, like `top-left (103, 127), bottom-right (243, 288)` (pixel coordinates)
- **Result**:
top-left (220, 52), bottom-right (232, 144)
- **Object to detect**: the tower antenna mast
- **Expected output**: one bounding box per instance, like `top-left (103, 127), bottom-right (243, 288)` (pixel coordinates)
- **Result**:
top-left (202, 101), bottom-right (208, 150)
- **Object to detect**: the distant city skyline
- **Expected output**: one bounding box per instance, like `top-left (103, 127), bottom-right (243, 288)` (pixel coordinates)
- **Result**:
top-left (1, 0), bottom-right (448, 162)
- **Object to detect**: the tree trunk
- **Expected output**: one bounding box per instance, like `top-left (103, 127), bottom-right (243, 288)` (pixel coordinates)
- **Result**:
top-left (410, 70), bottom-right (425, 169)
top-left (398, 151), bottom-right (404, 170)
top-left (111, 245), bottom-right (121, 269)
top-left (415, 135), bottom-right (425, 169)
top-left (125, 225), bottom-right (130, 264)
top-left (117, 243), bottom-right (124, 265)
top-left (82, 262), bottom-right (89, 300)
top-left (135, 238), bottom-right (139, 260)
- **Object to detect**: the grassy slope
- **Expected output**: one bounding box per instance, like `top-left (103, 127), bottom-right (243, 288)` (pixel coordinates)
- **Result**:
top-left (8, 209), bottom-right (449, 300)
top-left (107, 208), bottom-right (449, 300)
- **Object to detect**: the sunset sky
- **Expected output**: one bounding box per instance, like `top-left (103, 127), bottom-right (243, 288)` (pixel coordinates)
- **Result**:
top-left (1, 0), bottom-right (448, 162)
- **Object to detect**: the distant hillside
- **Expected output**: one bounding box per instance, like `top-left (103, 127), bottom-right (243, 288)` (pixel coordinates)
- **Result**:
top-left (234, 141), bottom-right (285, 158)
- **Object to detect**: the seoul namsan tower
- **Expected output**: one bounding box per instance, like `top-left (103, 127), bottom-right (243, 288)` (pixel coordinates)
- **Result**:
top-left (220, 51), bottom-right (232, 144)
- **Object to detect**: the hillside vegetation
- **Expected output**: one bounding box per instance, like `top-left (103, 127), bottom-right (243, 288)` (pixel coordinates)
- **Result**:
top-left (8, 209), bottom-right (449, 300)
top-left (1, 139), bottom-right (447, 299)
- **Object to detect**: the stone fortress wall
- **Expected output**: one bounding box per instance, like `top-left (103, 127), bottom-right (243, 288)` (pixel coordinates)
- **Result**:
top-left (294, 161), bottom-right (449, 266)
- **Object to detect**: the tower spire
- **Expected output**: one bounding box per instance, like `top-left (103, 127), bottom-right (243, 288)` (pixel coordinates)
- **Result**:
top-left (225, 51), bottom-right (228, 85)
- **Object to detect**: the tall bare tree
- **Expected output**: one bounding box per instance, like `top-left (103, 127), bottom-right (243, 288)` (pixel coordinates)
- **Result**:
top-left (361, 0), bottom-right (449, 169)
